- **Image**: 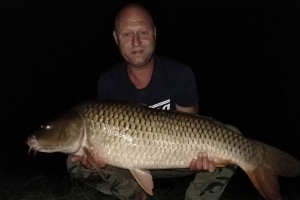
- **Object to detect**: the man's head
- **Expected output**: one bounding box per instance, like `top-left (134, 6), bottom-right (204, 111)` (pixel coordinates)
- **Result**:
top-left (113, 3), bottom-right (156, 68)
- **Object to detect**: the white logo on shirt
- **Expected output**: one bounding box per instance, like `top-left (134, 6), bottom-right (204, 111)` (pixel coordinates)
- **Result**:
top-left (149, 99), bottom-right (170, 110)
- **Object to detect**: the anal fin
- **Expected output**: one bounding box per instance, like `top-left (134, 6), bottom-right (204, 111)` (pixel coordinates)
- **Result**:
top-left (215, 160), bottom-right (233, 168)
top-left (130, 168), bottom-right (154, 196)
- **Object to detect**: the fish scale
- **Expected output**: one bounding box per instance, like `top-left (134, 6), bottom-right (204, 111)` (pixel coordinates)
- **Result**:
top-left (80, 102), bottom-right (257, 170)
top-left (26, 100), bottom-right (300, 200)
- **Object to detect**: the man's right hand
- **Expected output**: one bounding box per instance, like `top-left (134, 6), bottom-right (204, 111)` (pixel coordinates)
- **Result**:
top-left (70, 150), bottom-right (106, 169)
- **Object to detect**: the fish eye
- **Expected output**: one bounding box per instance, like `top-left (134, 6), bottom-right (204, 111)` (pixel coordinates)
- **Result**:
top-left (41, 123), bottom-right (53, 130)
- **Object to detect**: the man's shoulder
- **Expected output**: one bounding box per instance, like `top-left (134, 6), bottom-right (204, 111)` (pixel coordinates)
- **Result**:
top-left (154, 55), bottom-right (194, 75)
top-left (155, 55), bottom-right (187, 65)
top-left (100, 61), bottom-right (126, 78)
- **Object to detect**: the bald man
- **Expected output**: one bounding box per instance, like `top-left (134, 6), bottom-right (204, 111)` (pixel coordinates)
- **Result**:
top-left (67, 3), bottom-right (238, 200)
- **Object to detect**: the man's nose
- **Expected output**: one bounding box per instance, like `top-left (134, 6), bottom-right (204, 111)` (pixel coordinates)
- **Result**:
top-left (132, 34), bottom-right (141, 46)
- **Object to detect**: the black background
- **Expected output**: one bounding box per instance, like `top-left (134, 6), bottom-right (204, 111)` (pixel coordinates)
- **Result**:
top-left (2, 0), bottom-right (300, 185)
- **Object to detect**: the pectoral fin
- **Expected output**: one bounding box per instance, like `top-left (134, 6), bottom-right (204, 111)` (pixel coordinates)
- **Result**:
top-left (83, 146), bottom-right (106, 182)
top-left (129, 168), bottom-right (154, 196)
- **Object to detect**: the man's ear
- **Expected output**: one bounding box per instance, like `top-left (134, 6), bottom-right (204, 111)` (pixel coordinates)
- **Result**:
top-left (113, 30), bottom-right (118, 45)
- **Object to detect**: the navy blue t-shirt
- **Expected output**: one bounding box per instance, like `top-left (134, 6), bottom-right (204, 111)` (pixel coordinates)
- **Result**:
top-left (97, 55), bottom-right (198, 111)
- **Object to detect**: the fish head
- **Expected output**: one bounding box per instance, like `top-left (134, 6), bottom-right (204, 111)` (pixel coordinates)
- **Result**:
top-left (26, 109), bottom-right (84, 154)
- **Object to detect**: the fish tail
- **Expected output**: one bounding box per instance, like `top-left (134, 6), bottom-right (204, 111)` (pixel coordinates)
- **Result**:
top-left (245, 141), bottom-right (300, 200)
top-left (246, 166), bottom-right (281, 200)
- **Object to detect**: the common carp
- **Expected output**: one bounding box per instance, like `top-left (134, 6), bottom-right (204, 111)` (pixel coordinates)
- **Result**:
top-left (26, 100), bottom-right (300, 200)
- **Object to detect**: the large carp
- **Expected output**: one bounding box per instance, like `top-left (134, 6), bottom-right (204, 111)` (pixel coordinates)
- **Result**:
top-left (26, 100), bottom-right (300, 200)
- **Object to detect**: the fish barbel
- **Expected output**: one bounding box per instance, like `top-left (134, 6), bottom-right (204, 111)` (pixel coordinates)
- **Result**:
top-left (26, 100), bottom-right (300, 200)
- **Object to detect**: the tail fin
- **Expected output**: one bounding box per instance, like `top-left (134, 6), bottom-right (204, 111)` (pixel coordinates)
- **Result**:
top-left (245, 141), bottom-right (300, 200)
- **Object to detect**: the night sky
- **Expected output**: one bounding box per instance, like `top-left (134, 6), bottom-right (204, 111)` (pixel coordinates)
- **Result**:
top-left (2, 0), bottom-right (300, 192)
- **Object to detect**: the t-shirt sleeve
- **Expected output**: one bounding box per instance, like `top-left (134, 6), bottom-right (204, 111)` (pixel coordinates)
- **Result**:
top-left (97, 63), bottom-right (127, 101)
top-left (97, 75), bottom-right (105, 99)
top-left (175, 66), bottom-right (199, 107)
top-left (97, 73), bottom-right (113, 100)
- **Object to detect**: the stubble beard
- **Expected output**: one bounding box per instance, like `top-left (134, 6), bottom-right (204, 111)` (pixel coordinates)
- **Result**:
top-left (125, 50), bottom-right (154, 68)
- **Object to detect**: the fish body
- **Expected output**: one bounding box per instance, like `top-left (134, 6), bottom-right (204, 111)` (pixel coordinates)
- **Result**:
top-left (27, 100), bottom-right (300, 200)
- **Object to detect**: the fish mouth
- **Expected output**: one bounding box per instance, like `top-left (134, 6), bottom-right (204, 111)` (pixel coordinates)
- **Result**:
top-left (26, 135), bottom-right (38, 155)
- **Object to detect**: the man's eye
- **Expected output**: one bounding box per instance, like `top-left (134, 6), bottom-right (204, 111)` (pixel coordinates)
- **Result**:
top-left (139, 31), bottom-right (148, 36)
top-left (123, 33), bottom-right (131, 37)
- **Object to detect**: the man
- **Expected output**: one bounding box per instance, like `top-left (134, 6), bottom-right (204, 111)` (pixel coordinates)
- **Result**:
top-left (67, 3), bottom-right (236, 200)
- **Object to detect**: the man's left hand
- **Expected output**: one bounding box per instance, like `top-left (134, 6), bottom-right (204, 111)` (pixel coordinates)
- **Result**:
top-left (189, 152), bottom-right (216, 172)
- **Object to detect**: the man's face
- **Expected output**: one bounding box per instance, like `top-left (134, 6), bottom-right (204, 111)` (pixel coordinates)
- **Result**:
top-left (113, 7), bottom-right (156, 68)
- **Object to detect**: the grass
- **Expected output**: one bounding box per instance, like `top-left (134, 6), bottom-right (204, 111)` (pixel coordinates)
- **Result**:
top-left (0, 167), bottom-right (261, 200)
top-left (2, 154), bottom-right (300, 200)
top-left (2, 173), bottom-right (187, 200)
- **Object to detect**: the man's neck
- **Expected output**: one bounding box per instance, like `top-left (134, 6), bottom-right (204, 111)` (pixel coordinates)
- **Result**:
top-left (127, 59), bottom-right (154, 89)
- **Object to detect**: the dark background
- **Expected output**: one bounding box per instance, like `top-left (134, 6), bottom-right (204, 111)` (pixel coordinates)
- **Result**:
top-left (1, 0), bottom-right (300, 193)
